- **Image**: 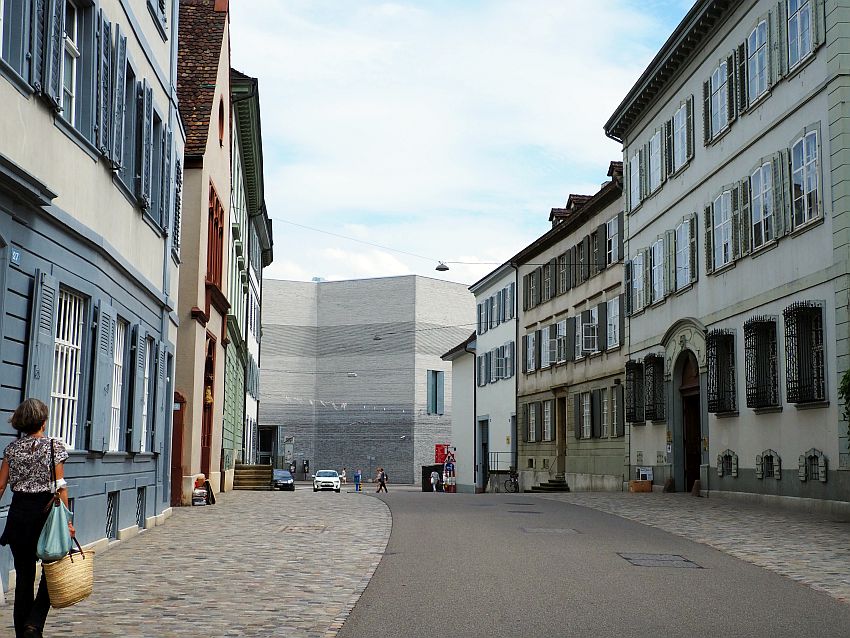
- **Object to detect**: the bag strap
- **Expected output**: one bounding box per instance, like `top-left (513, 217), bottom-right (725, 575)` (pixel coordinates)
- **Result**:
top-left (49, 438), bottom-right (61, 506)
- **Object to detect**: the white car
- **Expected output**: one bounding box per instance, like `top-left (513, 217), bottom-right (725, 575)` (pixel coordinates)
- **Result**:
top-left (313, 470), bottom-right (341, 493)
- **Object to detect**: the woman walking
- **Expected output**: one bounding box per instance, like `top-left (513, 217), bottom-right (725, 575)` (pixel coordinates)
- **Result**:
top-left (375, 467), bottom-right (388, 493)
top-left (0, 399), bottom-right (74, 638)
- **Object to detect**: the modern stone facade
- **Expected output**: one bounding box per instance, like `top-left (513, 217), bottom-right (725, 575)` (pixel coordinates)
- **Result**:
top-left (260, 276), bottom-right (474, 484)
top-left (606, 0), bottom-right (850, 500)
top-left (516, 164), bottom-right (627, 491)
top-left (0, 0), bottom-right (182, 587)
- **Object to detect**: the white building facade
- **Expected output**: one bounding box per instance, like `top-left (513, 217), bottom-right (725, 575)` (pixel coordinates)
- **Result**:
top-left (607, 0), bottom-right (850, 501)
top-left (469, 266), bottom-right (518, 492)
top-left (442, 334), bottom-right (476, 492)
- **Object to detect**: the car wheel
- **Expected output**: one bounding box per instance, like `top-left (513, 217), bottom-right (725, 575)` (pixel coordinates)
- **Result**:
top-left (335, 488), bottom-right (340, 493)
top-left (313, 487), bottom-right (318, 492)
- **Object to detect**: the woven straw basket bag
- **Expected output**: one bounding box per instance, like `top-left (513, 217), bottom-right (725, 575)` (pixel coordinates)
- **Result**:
top-left (43, 540), bottom-right (94, 609)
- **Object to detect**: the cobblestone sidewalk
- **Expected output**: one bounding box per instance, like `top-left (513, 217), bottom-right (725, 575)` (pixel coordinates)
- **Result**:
top-left (1, 489), bottom-right (391, 638)
top-left (538, 492), bottom-right (850, 604)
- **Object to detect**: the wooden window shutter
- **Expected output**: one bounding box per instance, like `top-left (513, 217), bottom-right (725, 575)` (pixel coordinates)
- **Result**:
top-left (25, 270), bottom-right (59, 406)
top-left (533, 268), bottom-right (541, 306)
top-left (737, 42), bottom-right (748, 113)
top-left (664, 229), bottom-right (676, 294)
top-left (686, 96), bottom-right (695, 160)
top-left (573, 395), bottom-right (582, 440)
top-left (522, 336), bottom-right (528, 373)
top-left (615, 384), bottom-right (625, 437)
top-left (776, 0), bottom-right (788, 78)
top-left (583, 235), bottom-right (591, 281)
top-left (110, 25), bottom-right (128, 169)
top-left (623, 261), bottom-right (633, 316)
top-left (522, 404), bottom-right (529, 443)
top-left (642, 248), bottom-right (652, 309)
top-left (161, 128), bottom-right (173, 226)
top-left (726, 53), bottom-right (737, 125)
top-left (772, 150), bottom-right (789, 237)
top-left (597, 223), bottom-right (608, 271)
top-left (767, 10), bottom-right (776, 85)
top-left (618, 293), bottom-right (626, 346)
top-left (90, 300), bottom-right (117, 452)
top-left (755, 454), bottom-right (764, 479)
top-left (580, 309), bottom-right (590, 356)
top-left (731, 452), bottom-right (739, 478)
top-left (798, 454), bottom-right (807, 481)
top-left (152, 341), bottom-right (168, 453)
top-left (129, 325), bottom-right (148, 453)
top-left (638, 145), bottom-right (647, 200)
top-left (775, 454), bottom-right (782, 479)
top-left (427, 369), bottom-right (435, 411)
top-left (597, 301), bottom-right (607, 353)
top-left (623, 157), bottom-right (630, 212)
top-left (42, 0), bottom-right (64, 109)
top-left (30, 0), bottom-right (48, 94)
top-left (689, 213), bottom-right (698, 283)
top-left (812, 0), bottom-right (824, 47)
top-left (139, 81), bottom-right (154, 209)
top-left (664, 119), bottom-right (674, 176)
top-left (535, 403), bottom-right (543, 442)
top-left (740, 178), bottom-right (752, 256)
top-left (731, 184), bottom-right (741, 260)
top-left (617, 211), bottom-right (624, 262)
top-left (818, 452), bottom-right (827, 483)
top-left (96, 12), bottom-right (112, 156)
top-left (565, 317), bottom-right (576, 363)
top-left (591, 389), bottom-right (601, 438)
top-left (534, 329), bottom-right (542, 369)
top-left (704, 205), bottom-right (714, 274)
top-left (717, 455), bottom-right (724, 477)
top-left (702, 80), bottom-right (711, 145)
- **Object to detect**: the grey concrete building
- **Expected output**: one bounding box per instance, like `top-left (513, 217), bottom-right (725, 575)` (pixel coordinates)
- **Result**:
top-left (606, 0), bottom-right (850, 502)
top-left (260, 276), bottom-right (474, 484)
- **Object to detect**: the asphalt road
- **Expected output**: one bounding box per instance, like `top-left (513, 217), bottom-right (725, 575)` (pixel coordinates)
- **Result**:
top-left (337, 492), bottom-right (850, 638)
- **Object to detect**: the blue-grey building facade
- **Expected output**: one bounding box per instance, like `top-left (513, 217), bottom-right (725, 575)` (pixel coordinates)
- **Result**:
top-left (0, 0), bottom-right (184, 591)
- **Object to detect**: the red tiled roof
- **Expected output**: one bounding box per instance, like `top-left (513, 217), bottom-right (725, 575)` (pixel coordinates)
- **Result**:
top-left (177, 0), bottom-right (229, 157)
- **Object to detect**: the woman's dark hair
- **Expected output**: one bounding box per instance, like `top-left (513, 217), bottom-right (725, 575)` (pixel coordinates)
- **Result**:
top-left (9, 398), bottom-right (49, 434)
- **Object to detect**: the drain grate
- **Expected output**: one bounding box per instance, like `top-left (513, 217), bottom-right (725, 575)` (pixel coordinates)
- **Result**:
top-left (618, 553), bottom-right (701, 568)
top-left (522, 528), bottom-right (577, 534)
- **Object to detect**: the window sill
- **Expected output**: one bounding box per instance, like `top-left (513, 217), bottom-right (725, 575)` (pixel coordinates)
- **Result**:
top-left (669, 159), bottom-right (691, 179)
top-left (54, 116), bottom-right (100, 163)
top-left (788, 215), bottom-right (824, 239)
top-left (793, 400), bottom-right (829, 410)
top-left (114, 173), bottom-right (141, 209)
top-left (786, 45), bottom-right (821, 83)
top-left (142, 210), bottom-right (166, 238)
top-left (650, 418), bottom-right (667, 425)
top-left (650, 297), bottom-right (666, 309)
top-left (750, 239), bottom-right (779, 259)
top-left (674, 282), bottom-right (695, 297)
top-left (102, 452), bottom-right (133, 462)
top-left (605, 343), bottom-right (622, 353)
top-left (712, 410), bottom-right (739, 418)
top-left (744, 87), bottom-right (772, 113)
top-left (753, 405), bottom-right (782, 414)
top-left (707, 124), bottom-right (732, 147)
top-left (0, 58), bottom-right (34, 98)
top-left (710, 260), bottom-right (736, 276)
top-left (133, 452), bottom-right (156, 461)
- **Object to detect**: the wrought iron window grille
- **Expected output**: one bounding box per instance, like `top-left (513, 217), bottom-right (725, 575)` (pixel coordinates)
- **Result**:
top-left (783, 301), bottom-right (826, 404)
top-left (625, 360), bottom-right (645, 423)
top-left (744, 316), bottom-right (779, 409)
top-left (707, 329), bottom-right (736, 413)
top-left (644, 353), bottom-right (665, 421)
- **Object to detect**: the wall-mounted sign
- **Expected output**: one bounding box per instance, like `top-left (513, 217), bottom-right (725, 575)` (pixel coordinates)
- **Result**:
top-left (9, 248), bottom-right (21, 265)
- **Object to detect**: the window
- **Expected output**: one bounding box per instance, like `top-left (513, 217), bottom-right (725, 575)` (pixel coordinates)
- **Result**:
top-left (800, 448), bottom-right (826, 482)
top-left (788, 0), bottom-right (813, 68)
top-left (574, 318), bottom-right (582, 359)
top-left (601, 388), bottom-right (609, 438)
top-left (744, 317), bottom-right (779, 409)
top-left (675, 218), bottom-right (691, 289)
top-left (426, 370), bottom-right (445, 414)
top-left (606, 217), bottom-right (619, 264)
top-left (629, 150), bottom-right (641, 208)
top-left (713, 191), bottom-right (733, 269)
top-left (528, 272), bottom-right (537, 308)
top-left (207, 184), bottom-right (225, 288)
top-left (528, 404), bottom-right (537, 442)
top-left (547, 325), bottom-right (557, 368)
top-left (651, 238), bottom-right (664, 303)
top-left (806, 454), bottom-right (819, 480)
top-left (489, 295), bottom-right (497, 328)
top-left (526, 332), bottom-right (536, 372)
top-left (748, 21), bottom-right (768, 101)
top-left (707, 330), bottom-right (736, 413)
top-left (543, 401), bottom-right (553, 441)
top-left (583, 307), bottom-right (598, 354)
top-left (649, 131), bottom-right (662, 192)
top-left (791, 131), bottom-right (819, 228)
top-left (557, 254), bottom-right (567, 293)
top-left (710, 60), bottom-right (729, 137)
top-left (625, 360), bottom-right (645, 422)
top-left (504, 283), bottom-right (515, 320)
top-left (493, 347), bottom-right (503, 381)
top-left (784, 301), bottom-right (825, 403)
top-left (632, 253), bottom-right (645, 313)
top-left (751, 163), bottom-right (774, 249)
top-left (591, 233), bottom-right (599, 274)
top-left (556, 320), bottom-right (567, 363)
top-left (644, 354), bottom-right (665, 421)
top-left (140, 336), bottom-right (155, 452)
top-left (106, 491), bottom-right (119, 539)
top-left (757, 449), bottom-right (781, 480)
top-left (118, 67), bottom-right (138, 187)
top-left (108, 319), bottom-right (128, 451)
top-left (542, 265), bottom-right (552, 301)
top-left (673, 102), bottom-right (688, 171)
top-left (50, 290), bottom-right (86, 447)
top-left (136, 487), bottom-right (146, 528)
top-left (148, 0), bottom-right (168, 34)
top-left (606, 297), bottom-right (619, 348)
top-left (578, 241), bottom-right (586, 283)
top-left (581, 393), bottom-right (591, 439)
top-left (718, 450), bottom-right (738, 477)
top-left (540, 328), bottom-right (550, 369)
top-left (611, 386), bottom-right (618, 436)
top-left (477, 355), bottom-right (487, 387)
top-left (62, 2), bottom-right (80, 122)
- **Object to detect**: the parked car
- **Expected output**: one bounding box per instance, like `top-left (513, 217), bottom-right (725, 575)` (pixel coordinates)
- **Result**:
top-left (272, 469), bottom-right (295, 491)
top-left (313, 470), bottom-right (341, 493)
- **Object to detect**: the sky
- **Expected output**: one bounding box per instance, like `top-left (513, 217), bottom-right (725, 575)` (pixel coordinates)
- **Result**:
top-left (229, 1), bottom-right (695, 286)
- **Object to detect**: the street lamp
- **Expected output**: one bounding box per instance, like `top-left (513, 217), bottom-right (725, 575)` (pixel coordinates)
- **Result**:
top-left (435, 262), bottom-right (449, 272)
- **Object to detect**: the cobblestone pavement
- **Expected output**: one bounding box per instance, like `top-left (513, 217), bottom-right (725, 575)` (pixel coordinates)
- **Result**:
top-left (1, 489), bottom-right (391, 638)
top-left (537, 492), bottom-right (850, 604)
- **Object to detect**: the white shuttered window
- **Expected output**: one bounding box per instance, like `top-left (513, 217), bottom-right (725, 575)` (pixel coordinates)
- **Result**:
top-left (109, 319), bottom-right (128, 451)
top-left (50, 290), bottom-right (86, 447)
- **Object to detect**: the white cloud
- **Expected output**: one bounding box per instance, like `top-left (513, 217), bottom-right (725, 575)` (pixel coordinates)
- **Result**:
top-left (230, 1), bottom-right (685, 284)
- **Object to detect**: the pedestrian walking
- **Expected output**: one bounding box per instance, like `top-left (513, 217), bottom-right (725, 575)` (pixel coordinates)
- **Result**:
top-left (354, 469), bottom-right (362, 491)
top-left (341, 467), bottom-right (347, 484)
top-left (430, 470), bottom-right (440, 493)
top-left (376, 467), bottom-right (388, 493)
top-left (0, 399), bottom-right (75, 638)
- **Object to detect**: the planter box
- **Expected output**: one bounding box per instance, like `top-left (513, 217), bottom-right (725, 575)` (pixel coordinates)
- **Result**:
top-left (628, 480), bottom-right (653, 493)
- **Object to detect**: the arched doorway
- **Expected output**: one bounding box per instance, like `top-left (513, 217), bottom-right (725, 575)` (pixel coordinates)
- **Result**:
top-left (677, 350), bottom-right (701, 492)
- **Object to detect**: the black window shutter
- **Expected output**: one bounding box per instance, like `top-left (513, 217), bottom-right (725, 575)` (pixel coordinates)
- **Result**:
top-left (615, 384), bottom-right (625, 437)
top-left (91, 300), bottom-right (117, 452)
top-left (110, 25), bottom-right (128, 169)
top-left (617, 211), bottom-right (624, 261)
top-left (664, 118), bottom-right (674, 175)
top-left (534, 329), bottom-right (542, 369)
top-left (161, 127), bottom-right (173, 226)
top-left (726, 52), bottom-right (737, 125)
top-left (569, 246), bottom-right (577, 289)
top-left (129, 325), bottom-right (147, 452)
top-left (522, 404), bottom-right (529, 443)
top-left (580, 309), bottom-right (591, 356)
top-left (702, 79), bottom-right (711, 144)
top-left (30, 0), bottom-right (48, 93)
top-left (522, 336), bottom-right (528, 373)
top-left (591, 389), bottom-right (601, 438)
top-left (737, 42), bottom-right (748, 112)
top-left (96, 11), bottom-right (112, 156)
top-left (624, 261), bottom-right (633, 316)
top-left (618, 293), bottom-right (626, 346)
top-left (582, 236), bottom-right (591, 281)
top-left (566, 317), bottom-right (576, 362)
top-left (597, 301), bottom-right (607, 352)
top-left (535, 403), bottom-right (543, 442)
top-left (573, 395), bottom-right (582, 439)
top-left (25, 270), bottom-right (59, 406)
top-left (597, 223), bottom-right (607, 271)
top-left (42, 0), bottom-right (64, 108)
top-left (533, 268), bottom-right (542, 306)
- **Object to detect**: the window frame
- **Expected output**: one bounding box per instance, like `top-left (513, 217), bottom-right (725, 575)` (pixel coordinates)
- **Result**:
top-left (528, 403), bottom-right (537, 442)
top-left (790, 130), bottom-right (820, 229)
top-left (672, 102), bottom-right (688, 172)
top-left (787, 0), bottom-right (813, 69)
top-left (543, 401), bottom-right (553, 441)
top-left (606, 297), bottom-right (619, 349)
top-left (747, 20), bottom-right (769, 103)
top-left (601, 387), bottom-right (609, 438)
top-left (651, 238), bottom-right (665, 303)
top-left (606, 217), bottom-right (619, 264)
top-left (629, 150), bottom-right (641, 209)
top-left (744, 316), bottom-right (780, 409)
top-left (108, 317), bottom-right (129, 452)
top-left (526, 332), bottom-right (536, 373)
top-left (707, 329), bottom-right (737, 414)
top-left (49, 287), bottom-right (89, 448)
top-left (751, 162), bottom-right (774, 250)
top-left (632, 253), bottom-right (645, 313)
top-left (710, 60), bottom-right (730, 137)
top-left (713, 190), bottom-right (733, 269)
top-left (675, 218), bottom-right (691, 289)
top-left (574, 317), bottom-right (583, 360)
top-left (581, 393), bottom-right (591, 439)
top-left (62, 1), bottom-right (81, 124)
top-left (582, 308), bottom-right (598, 355)
top-left (783, 301), bottom-right (826, 404)
top-left (649, 130), bottom-right (662, 193)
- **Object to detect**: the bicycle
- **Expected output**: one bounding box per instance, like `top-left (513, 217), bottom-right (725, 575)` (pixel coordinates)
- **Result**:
top-left (504, 470), bottom-right (519, 493)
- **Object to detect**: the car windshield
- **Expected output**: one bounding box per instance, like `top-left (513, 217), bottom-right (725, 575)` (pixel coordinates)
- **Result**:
top-left (316, 471), bottom-right (338, 478)
top-left (273, 470), bottom-right (292, 479)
